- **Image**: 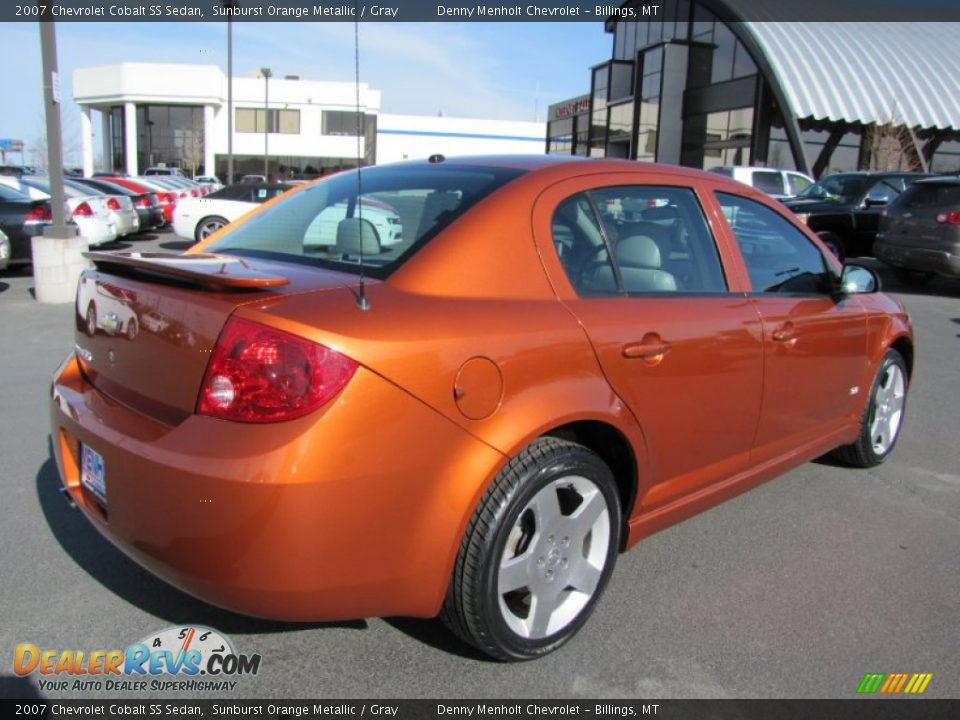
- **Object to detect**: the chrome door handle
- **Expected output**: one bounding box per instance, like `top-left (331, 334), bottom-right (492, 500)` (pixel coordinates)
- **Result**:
top-left (772, 323), bottom-right (798, 343)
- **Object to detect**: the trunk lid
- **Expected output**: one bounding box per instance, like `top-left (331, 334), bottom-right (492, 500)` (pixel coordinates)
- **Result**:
top-left (74, 252), bottom-right (366, 425)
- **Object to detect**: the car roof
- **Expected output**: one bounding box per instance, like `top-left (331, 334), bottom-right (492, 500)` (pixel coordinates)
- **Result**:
top-left (913, 176), bottom-right (960, 186)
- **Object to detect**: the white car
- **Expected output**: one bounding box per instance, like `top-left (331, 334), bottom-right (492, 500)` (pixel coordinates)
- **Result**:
top-left (708, 166), bottom-right (814, 200)
top-left (194, 175), bottom-right (223, 192)
top-left (76, 274), bottom-right (140, 340)
top-left (65, 179), bottom-right (139, 236)
top-left (0, 176), bottom-right (118, 246)
top-left (304, 197), bottom-right (405, 250)
top-left (173, 183), bottom-right (290, 241)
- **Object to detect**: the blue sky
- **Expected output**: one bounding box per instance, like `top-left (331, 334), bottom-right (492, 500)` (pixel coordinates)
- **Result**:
top-left (1, 21), bottom-right (611, 165)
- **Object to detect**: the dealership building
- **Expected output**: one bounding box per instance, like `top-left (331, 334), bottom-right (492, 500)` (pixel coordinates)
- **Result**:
top-left (547, 1), bottom-right (960, 176)
top-left (72, 63), bottom-right (545, 180)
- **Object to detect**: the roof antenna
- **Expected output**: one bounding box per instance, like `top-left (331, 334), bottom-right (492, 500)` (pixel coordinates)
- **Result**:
top-left (353, 11), bottom-right (370, 311)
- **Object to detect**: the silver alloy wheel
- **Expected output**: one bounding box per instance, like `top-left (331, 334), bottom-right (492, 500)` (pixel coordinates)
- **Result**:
top-left (869, 362), bottom-right (906, 455)
top-left (497, 475), bottom-right (611, 640)
top-left (198, 218), bottom-right (226, 239)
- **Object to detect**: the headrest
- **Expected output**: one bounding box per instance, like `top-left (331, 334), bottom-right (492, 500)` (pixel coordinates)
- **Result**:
top-left (616, 235), bottom-right (661, 268)
top-left (642, 205), bottom-right (679, 222)
top-left (336, 217), bottom-right (380, 254)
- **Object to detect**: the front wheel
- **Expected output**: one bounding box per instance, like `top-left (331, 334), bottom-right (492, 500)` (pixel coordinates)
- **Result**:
top-left (442, 437), bottom-right (621, 661)
top-left (833, 349), bottom-right (908, 467)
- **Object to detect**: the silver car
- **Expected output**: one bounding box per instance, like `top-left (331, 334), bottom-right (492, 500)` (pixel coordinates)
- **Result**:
top-left (876, 176), bottom-right (960, 285)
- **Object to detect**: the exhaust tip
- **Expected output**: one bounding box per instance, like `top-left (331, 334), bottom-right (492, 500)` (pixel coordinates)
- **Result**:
top-left (59, 487), bottom-right (77, 510)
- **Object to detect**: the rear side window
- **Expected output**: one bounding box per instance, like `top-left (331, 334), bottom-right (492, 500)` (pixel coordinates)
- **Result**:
top-left (897, 183), bottom-right (960, 208)
top-left (751, 171), bottom-right (785, 195)
top-left (206, 165), bottom-right (524, 279)
top-left (717, 192), bottom-right (831, 294)
top-left (552, 186), bottom-right (727, 295)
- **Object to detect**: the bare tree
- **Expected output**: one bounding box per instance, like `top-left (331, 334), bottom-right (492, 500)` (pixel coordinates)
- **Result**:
top-left (863, 103), bottom-right (926, 172)
top-left (180, 109), bottom-right (206, 178)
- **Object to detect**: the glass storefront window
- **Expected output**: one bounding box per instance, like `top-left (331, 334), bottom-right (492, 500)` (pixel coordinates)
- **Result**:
top-left (137, 105), bottom-right (204, 173)
top-left (609, 62), bottom-right (635, 102)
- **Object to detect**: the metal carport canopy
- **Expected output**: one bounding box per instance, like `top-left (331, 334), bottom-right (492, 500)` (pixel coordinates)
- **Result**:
top-left (738, 22), bottom-right (960, 131)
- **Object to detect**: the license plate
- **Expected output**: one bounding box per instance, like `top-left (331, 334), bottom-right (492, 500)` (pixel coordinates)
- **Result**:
top-left (80, 444), bottom-right (107, 506)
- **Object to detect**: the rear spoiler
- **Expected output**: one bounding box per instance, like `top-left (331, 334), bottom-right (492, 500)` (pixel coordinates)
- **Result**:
top-left (83, 251), bottom-right (289, 289)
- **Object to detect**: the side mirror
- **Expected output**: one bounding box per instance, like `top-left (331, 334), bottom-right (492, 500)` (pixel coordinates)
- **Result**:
top-left (864, 194), bottom-right (889, 208)
top-left (838, 264), bottom-right (879, 295)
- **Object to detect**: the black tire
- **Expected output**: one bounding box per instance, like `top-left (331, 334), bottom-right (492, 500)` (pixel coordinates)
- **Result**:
top-left (441, 437), bottom-right (621, 661)
top-left (125, 317), bottom-right (139, 341)
top-left (833, 349), bottom-right (908, 468)
top-left (85, 303), bottom-right (97, 337)
top-left (894, 268), bottom-right (934, 287)
top-left (195, 216), bottom-right (228, 242)
top-left (817, 231), bottom-right (845, 263)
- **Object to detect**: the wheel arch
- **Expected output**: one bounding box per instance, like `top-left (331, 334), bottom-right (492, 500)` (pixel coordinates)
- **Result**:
top-left (889, 334), bottom-right (914, 379)
top-left (544, 420), bottom-right (638, 544)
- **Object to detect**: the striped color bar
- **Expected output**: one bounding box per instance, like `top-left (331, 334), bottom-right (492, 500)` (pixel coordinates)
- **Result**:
top-left (857, 672), bottom-right (933, 694)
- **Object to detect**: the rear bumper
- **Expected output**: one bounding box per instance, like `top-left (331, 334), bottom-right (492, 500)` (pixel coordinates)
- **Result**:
top-left (875, 241), bottom-right (960, 277)
top-left (113, 209), bottom-right (140, 236)
top-left (49, 354), bottom-right (504, 621)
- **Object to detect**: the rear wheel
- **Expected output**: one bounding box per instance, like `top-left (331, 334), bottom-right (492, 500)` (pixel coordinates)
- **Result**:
top-left (442, 437), bottom-right (621, 661)
top-left (125, 317), bottom-right (139, 341)
top-left (85, 303), bottom-right (97, 337)
top-left (195, 216), bottom-right (228, 242)
top-left (833, 349), bottom-right (908, 467)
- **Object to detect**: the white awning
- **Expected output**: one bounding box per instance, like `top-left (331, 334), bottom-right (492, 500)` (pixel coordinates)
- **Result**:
top-left (740, 22), bottom-right (960, 131)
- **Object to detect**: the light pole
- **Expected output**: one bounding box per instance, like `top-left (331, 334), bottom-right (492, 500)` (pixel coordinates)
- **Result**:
top-left (261, 67), bottom-right (271, 180)
top-left (223, 0), bottom-right (237, 184)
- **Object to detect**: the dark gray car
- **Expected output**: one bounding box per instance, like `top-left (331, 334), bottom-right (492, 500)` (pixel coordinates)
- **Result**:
top-left (875, 177), bottom-right (960, 285)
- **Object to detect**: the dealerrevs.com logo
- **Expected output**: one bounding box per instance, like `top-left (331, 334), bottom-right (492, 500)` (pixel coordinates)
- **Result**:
top-left (14, 625), bottom-right (261, 693)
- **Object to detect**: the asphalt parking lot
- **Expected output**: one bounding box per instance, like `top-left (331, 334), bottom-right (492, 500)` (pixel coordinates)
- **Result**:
top-left (1, 229), bottom-right (958, 700)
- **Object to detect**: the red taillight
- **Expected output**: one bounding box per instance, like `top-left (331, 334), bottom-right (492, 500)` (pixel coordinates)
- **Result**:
top-left (198, 317), bottom-right (358, 423)
top-left (136, 195), bottom-right (151, 207)
top-left (936, 210), bottom-right (960, 225)
top-left (72, 202), bottom-right (93, 217)
top-left (179, 191), bottom-right (189, 199)
top-left (106, 198), bottom-right (121, 210)
top-left (25, 204), bottom-right (52, 223)
top-left (158, 192), bottom-right (176, 205)
top-left (190, 189), bottom-right (199, 197)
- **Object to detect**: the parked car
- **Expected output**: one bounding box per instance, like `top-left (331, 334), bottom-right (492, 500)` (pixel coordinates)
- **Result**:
top-left (70, 177), bottom-right (165, 232)
top-left (101, 177), bottom-right (177, 225)
top-left (173, 183), bottom-right (291, 241)
top-left (708, 166), bottom-right (814, 200)
top-left (0, 183), bottom-right (51, 266)
top-left (64, 179), bottom-right (139, 237)
top-left (240, 174), bottom-right (267, 184)
top-left (781, 171), bottom-right (935, 260)
top-left (53, 157), bottom-right (913, 661)
top-left (0, 228), bottom-right (10, 271)
top-left (76, 274), bottom-right (141, 340)
top-left (144, 166), bottom-right (185, 177)
top-left (875, 176), bottom-right (960, 285)
top-left (0, 176), bottom-right (118, 246)
top-left (194, 175), bottom-right (223, 192)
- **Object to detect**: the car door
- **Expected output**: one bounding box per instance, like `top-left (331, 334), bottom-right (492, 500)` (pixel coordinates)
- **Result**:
top-left (855, 176), bottom-right (907, 249)
top-left (533, 176), bottom-right (764, 512)
top-left (712, 191), bottom-right (868, 462)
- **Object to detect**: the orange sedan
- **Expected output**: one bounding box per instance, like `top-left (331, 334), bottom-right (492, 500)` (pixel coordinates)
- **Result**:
top-left (50, 157), bottom-right (913, 661)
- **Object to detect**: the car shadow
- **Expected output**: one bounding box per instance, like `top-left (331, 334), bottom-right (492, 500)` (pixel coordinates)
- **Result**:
top-left (36, 440), bottom-right (365, 636)
top-left (0, 281), bottom-right (8, 293)
top-left (381, 617), bottom-right (492, 662)
top-left (94, 240), bottom-right (133, 251)
top-left (159, 240), bottom-right (193, 252)
top-left (856, 258), bottom-right (960, 298)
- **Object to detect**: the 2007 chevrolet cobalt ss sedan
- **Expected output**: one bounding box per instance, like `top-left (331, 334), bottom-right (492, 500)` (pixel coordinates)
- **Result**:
top-left (51, 157), bottom-right (913, 660)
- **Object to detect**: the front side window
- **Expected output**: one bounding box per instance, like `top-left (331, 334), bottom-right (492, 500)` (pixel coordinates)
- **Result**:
top-left (864, 177), bottom-right (906, 204)
top-left (787, 173), bottom-right (813, 195)
top-left (751, 171), bottom-right (785, 195)
top-left (551, 186), bottom-right (727, 296)
top-left (717, 192), bottom-right (832, 294)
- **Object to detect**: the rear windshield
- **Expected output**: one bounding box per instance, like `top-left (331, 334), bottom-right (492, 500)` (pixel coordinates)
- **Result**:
top-left (896, 182), bottom-right (960, 208)
top-left (205, 164), bottom-right (525, 278)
